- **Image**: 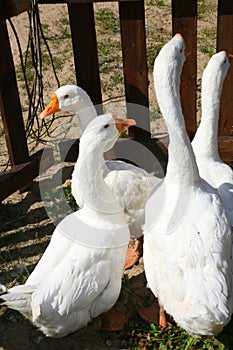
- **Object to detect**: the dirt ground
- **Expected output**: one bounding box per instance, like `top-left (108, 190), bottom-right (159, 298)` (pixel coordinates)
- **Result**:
top-left (0, 1), bottom-right (229, 349)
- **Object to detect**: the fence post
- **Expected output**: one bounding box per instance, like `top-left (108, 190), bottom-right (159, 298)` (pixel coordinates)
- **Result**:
top-left (0, 20), bottom-right (29, 166)
top-left (172, 0), bottom-right (197, 139)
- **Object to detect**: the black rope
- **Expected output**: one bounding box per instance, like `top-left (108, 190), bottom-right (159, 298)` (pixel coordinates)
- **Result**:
top-left (6, 0), bottom-right (61, 150)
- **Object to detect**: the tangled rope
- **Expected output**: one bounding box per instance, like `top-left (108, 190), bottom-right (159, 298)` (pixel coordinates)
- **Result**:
top-left (8, 0), bottom-right (60, 146)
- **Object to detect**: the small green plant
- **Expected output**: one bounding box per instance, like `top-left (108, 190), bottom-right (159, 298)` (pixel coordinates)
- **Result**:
top-left (0, 126), bottom-right (4, 137)
top-left (201, 27), bottom-right (216, 41)
top-left (110, 71), bottom-right (124, 85)
top-left (150, 107), bottom-right (161, 121)
top-left (146, 0), bottom-right (165, 6)
top-left (60, 17), bottom-right (70, 26)
top-left (98, 37), bottom-right (121, 64)
top-left (16, 59), bottom-right (34, 82)
top-left (63, 182), bottom-right (78, 212)
top-left (95, 8), bottom-right (120, 34)
top-left (156, 0), bottom-right (165, 7)
top-left (200, 44), bottom-right (214, 58)
top-left (197, 0), bottom-right (214, 20)
top-left (112, 321), bottom-right (227, 349)
top-left (53, 57), bottom-right (64, 70)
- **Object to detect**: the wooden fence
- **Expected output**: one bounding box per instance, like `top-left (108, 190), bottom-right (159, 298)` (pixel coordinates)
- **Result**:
top-left (0, 0), bottom-right (233, 201)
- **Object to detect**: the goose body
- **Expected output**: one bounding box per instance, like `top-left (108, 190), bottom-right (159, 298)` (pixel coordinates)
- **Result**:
top-left (143, 35), bottom-right (233, 337)
top-left (40, 85), bottom-right (161, 240)
top-left (0, 113), bottom-right (132, 337)
top-left (192, 51), bottom-right (233, 227)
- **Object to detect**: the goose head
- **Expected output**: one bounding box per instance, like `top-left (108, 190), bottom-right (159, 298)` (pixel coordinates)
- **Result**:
top-left (153, 33), bottom-right (185, 87)
top-left (40, 85), bottom-right (97, 124)
top-left (202, 51), bottom-right (231, 95)
top-left (82, 113), bottom-right (136, 152)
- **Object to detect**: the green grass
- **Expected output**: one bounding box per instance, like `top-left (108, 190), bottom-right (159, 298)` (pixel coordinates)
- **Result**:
top-left (63, 182), bottom-right (78, 212)
top-left (198, 0), bottom-right (216, 20)
top-left (198, 0), bottom-right (208, 19)
top-left (156, 0), bottom-right (165, 7)
top-left (124, 323), bottom-right (223, 349)
top-left (95, 8), bottom-right (120, 34)
top-left (145, 0), bottom-right (166, 6)
top-left (60, 17), bottom-right (70, 26)
top-left (98, 37), bottom-right (121, 63)
top-left (0, 126), bottom-right (4, 137)
top-left (110, 71), bottom-right (124, 85)
top-left (200, 44), bottom-right (215, 58)
top-left (201, 27), bottom-right (216, 41)
top-left (106, 317), bottom-right (233, 349)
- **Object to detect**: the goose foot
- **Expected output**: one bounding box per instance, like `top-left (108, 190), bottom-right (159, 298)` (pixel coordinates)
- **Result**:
top-left (124, 237), bottom-right (143, 270)
top-left (159, 305), bottom-right (167, 328)
top-left (159, 304), bottom-right (173, 328)
top-left (98, 310), bottom-right (129, 331)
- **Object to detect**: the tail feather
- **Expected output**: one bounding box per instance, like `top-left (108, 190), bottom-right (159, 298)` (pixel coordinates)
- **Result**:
top-left (0, 284), bottom-right (36, 320)
top-left (0, 284), bottom-right (7, 294)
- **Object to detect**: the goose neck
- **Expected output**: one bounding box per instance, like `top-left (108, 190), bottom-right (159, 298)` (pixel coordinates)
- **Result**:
top-left (76, 139), bottom-right (122, 215)
top-left (155, 67), bottom-right (199, 185)
top-left (192, 76), bottom-right (223, 159)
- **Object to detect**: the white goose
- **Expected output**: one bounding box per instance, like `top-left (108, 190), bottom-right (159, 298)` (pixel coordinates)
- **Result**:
top-left (0, 113), bottom-right (134, 338)
top-left (40, 85), bottom-right (161, 268)
top-left (143, 34), bottom-right (233, 337)
top-left (192, 51), bottom-right (233, 227)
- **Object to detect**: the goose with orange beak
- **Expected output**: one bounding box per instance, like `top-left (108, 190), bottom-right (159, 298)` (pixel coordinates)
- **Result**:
top-left (0, 113), bottom-right (138, 336)
top-left (40, 85), bottom-right (161, 269)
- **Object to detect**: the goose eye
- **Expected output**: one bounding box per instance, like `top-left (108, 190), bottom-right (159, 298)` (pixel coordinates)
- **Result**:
top-left (180, 49), bottom-right (183, 53)
top-left (104, 124), bottom-right (110, 129)
top-left (64, 94), bottom-right (69, 99)
top-left (223, 59), bottom-right (227, 64)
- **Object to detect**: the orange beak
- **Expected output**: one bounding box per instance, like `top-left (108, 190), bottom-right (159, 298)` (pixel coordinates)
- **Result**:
top-left (112, 114), bottom-right (136, 133)
top-left (228, 53), bottom-right (233, 60)
top-left (40, 93), bottom-right (60, 119)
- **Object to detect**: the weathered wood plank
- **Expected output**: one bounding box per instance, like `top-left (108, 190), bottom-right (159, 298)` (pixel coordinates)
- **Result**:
top-left (0, 148), bottom-right (54, 202)
top-left (0, 20), bottom-right (29, 166)
top-left (68, 2), bottom-right (103, 115)
top-left (58, 137), bottom-right (168, 171)
top-left (218, 136), bottom-right (233, 166)
top-left (119, 0), bottom-right (150, 140)
top-left (59, 138), bottom-right (80, 162)
top-left (217, 0), bottom-right (233, 137)
top-left (172, 0), bottom-right (197, 138)
top-left (0, 0), bottom-right (30, 20)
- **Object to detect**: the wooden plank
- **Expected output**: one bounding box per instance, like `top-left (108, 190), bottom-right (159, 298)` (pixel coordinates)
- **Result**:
top-left (218, 136), bottom-right (233, 166)
top-left (0, 20), bottom-right (29, 166)
top-left (0, 0), bottom-right (30, 19)
top-left (217, 0), bottom-right (233, 137)
top-left (59, 137), bottom-right (168, 168)
top-left (59, 138), bottom-right (80, 162)
top-left (172, 0), bottom-right (197, 139)
top-left (0, 148), bottom-right (54, 202)
top-left (67, 2), bottom-right (103, 115)
top-left (119, 0), bottom-right (150, 140)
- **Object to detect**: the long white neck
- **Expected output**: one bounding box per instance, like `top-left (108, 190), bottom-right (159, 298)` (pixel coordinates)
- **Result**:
top-left (154, 60), bottom-right (199, 185)
top-left (76, 136), bottom-right (122, 215)
top-left (192, 69), bottom-right (225, 160)
top-left (75, 90), bottom-right (97, 131)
